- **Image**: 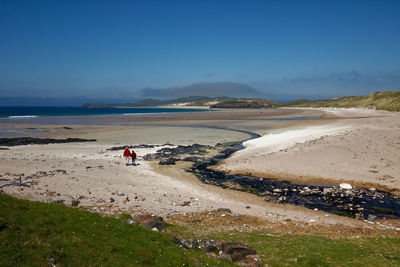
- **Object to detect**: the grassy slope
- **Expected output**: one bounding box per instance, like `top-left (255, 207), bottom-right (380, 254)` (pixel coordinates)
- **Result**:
top-left (0, 194), bottom-right (232, 266)
top-left (284, 91), bottom-right (400, 112)
top-left (169, 225), bottom-right (400, 267)
top-left (1, 194), bottom-right (400, 266)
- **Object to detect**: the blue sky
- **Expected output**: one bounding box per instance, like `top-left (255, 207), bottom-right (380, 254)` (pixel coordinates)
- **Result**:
top-left (0, 0), bottom-right (399, 101)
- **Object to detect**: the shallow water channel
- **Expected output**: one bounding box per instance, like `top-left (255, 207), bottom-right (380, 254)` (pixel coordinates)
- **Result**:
top-left (187, 142), bottom-right (400, 220)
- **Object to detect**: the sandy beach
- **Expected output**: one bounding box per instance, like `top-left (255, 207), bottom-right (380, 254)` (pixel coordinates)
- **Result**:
top-left (1, 108), bottom-right (400, 237)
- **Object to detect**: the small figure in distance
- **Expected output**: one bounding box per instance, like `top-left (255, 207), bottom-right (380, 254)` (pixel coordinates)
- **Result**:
top-left (123, 147), bottom-right (131, 166)
top-left (131, 150), bottom-right (137, 166)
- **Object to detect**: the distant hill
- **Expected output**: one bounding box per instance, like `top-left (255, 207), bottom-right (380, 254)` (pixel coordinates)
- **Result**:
top-left (83, 96), bottom-right (235, 108)
top-left (284, 91), bottom-right (400, 111)
top-left (210, 98), bottom-right (278, 108)
top-left (140, 82), bottom-right (261, 98)
top-left (83, 91), bottom-right (400, 112)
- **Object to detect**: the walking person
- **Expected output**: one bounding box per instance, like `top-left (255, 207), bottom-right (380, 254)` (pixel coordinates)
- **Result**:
top-left (130, 150), bottom-right (137, 165)
top-left (123, 147), bottom-right (131, 166)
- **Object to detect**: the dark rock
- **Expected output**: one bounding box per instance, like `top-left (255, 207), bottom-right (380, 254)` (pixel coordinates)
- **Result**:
top-left (181, 201), bottom-right (191, 206)
top-left (182, 156), bottom-right (206, 162)
top-left (110, 197), bottom-right (115, 203)
top-left (55, 169), bottom-right (67, 175)
top-left (221, 242), bottom-right (257, 262)
top-left (107, 144), bottom-right (159, 151)
top-left (0, 137), bottom-right (96, 146)
top-left (171, 236), bottom-right (189, 249)
top-left (159, 158), bottom-right (177, 165)
top-left (217, 208), bottom-right (232, 213)
top-left (71, 199), bottom-right (80, 207)
top-left (183, 239), bottom-right (220, 252)
top-left (132, 214), bottom-right (166, 232)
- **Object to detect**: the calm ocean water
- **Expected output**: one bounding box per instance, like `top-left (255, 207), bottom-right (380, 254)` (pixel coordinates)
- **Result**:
top-left (0, 106), bottom-right (205, 118)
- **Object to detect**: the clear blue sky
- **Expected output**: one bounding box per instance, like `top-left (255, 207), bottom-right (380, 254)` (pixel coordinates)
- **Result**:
top-left (0, 0), bottom-right (399, 100)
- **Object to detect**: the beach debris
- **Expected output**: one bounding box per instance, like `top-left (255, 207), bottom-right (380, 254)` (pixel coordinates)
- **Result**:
top-left (117, 192), bottom-right (125, 196)
top-left (340, 183), bottom-right (353, 190)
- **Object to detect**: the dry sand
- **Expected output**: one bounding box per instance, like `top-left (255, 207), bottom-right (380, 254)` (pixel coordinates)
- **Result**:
top-left (1, 108), bottom-right (400, 236)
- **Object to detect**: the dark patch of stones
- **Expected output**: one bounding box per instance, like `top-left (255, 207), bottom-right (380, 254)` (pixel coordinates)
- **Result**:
top-left (0, 137), bottom-right (96, 146)
top-left (186, 143), bottom-right (400, 220)
top-left (171, 237), bottom-right (261, 266)
top-left (107, 144), bottom-right (166, 151)
top-left (159, 158), bottom-right (178, 165)
top-left (24, 170), bottom-right (67, 180)
top-left (143, 144), bottom-right (212, 161)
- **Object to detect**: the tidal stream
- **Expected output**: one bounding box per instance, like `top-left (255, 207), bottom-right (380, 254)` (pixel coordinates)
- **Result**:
top-left (186, 137), bottom-right (400, 220)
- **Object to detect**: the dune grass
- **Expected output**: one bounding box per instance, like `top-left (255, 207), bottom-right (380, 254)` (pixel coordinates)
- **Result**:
top-left (285, 91), bottom-right (400, 112)
top-left (0, 194), bottom-right (232, 266)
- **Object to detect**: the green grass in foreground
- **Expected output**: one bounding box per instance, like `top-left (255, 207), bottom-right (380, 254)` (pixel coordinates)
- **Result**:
top-left (0, 194), bottom-right (232, 266)
top-left (169, 225), bottom-right (400, 267)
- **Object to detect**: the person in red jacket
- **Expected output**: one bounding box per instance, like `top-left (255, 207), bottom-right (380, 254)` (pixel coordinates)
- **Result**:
top-left (123, 147), bottom-right (131, 165)
top-left (130, 150), bottom-right (137, 165)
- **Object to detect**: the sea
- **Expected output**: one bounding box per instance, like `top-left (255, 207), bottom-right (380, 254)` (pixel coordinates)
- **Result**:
top-left (0, 106), bottom-right (205, 118)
